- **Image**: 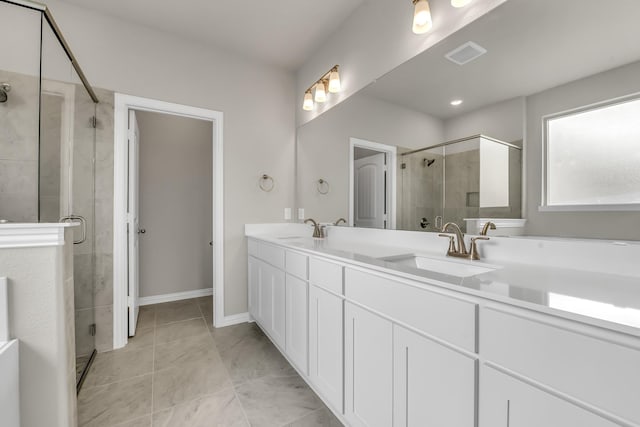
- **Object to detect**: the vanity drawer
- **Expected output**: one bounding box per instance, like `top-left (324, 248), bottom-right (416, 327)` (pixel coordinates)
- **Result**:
top-left (309, 258), bottom-right (343, 295)
top-left (345, 268), bottom-right (477, 352)
top-left (481, 306), bottom-right (640, 425)
top-left (286, 251), bottom-right (308, 280)
top-left (248, 239), bottom-right (259, 257)
top-left (258, 242), bottom-right (285, 270)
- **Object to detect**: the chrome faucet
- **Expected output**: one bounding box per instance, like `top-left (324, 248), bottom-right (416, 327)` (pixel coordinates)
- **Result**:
top-left (480, 221), bottom-right (496, 236)
top-left (334, 218), bottom-right (347, 226)
top-left (439, 222), bottom-right (489, 261)
top-left (304, 218), bottom-right (325, 238)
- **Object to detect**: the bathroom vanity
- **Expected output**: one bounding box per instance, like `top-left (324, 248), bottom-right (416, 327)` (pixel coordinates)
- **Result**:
top-left (246, 224), bottom-right (640, 427)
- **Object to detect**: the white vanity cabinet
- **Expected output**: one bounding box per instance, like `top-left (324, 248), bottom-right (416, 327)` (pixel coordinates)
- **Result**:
top-left (247, 235), bottom-right (640, 427)
top-left (393, 325), bottom-right (476, 427)
top-left (308, 257), bottom-right (345, 414)
top-left (480, 366), bottom-right (618, 427)
top-left (344, 268), bottom-right (478, 427)
top-left (284, 250), bottom-right (310, 374)
top-left (344, 302), bottom-right (393, 427)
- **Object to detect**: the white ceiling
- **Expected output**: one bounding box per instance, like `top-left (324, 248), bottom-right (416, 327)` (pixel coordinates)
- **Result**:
top-left (362, 0), bottom-right (640, 119)
top-left (57, 0), bottom-right (364, 70)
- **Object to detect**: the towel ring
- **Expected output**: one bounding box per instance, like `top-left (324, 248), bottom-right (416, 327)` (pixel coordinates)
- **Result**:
top-left (259, 174), bottom-right (275, 192)
top-left (317, 179), bottom-right (330, 195)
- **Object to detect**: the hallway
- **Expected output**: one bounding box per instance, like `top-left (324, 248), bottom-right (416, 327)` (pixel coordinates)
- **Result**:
top-left (77, 297), bottom-right (342, 426)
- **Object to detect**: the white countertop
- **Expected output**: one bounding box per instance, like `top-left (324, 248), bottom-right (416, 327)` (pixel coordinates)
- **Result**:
top-left (247, 227), bottom-right (640, 338)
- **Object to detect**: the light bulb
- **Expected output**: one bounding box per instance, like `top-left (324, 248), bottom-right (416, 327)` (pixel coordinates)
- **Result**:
top-left (412, 0), bottom-right (432, 35)
top-left (315, 82), bottom-right (327, 103)
top-left (303, 91), bottom-right (313, 111)
top-left (451, 0), bottom-right (472, 7)
top-left (328, 68), bottom-right (341, 93)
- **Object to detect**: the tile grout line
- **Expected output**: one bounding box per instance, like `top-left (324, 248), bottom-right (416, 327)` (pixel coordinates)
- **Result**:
top-left (200, 297), bottom-right (253, 427)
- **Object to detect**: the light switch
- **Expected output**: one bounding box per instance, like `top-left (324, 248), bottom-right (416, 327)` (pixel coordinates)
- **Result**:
top-left (298, 208), bottom-right (305, 220)
top-left (284, 208), bottom-right (292, 220)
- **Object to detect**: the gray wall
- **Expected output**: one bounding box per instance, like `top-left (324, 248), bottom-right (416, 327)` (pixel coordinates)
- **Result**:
top-left (524, 60), bottom-right (640, 239)
top-left (45, 0), bottom-right (296, 319)
top-left (137, 111), bottom-right (213, 298)
top-left (443, 97), bottom-right (524, 143)
top-left (297, 93), bottom-right (444, 223)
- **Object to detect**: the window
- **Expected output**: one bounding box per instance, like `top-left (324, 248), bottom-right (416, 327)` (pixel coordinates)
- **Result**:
top-left (543, 94), bottom-right (640, 210)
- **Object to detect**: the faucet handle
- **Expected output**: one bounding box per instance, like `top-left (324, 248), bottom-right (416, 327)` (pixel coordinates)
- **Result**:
top-left (469, 236), bottom-right (490, 260)
top-left (438, 233), bottom-right (456, 254)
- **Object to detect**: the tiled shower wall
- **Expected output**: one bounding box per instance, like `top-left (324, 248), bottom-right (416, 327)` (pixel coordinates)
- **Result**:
top-left (0, 70), bottom-right (39, 222)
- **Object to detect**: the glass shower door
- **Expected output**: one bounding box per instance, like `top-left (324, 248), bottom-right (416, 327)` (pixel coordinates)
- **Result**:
top-left (40, 19), bottom-right (98, 390)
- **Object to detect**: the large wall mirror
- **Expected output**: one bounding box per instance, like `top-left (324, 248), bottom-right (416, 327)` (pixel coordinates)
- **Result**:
top-left (296, 0), bottom-right (640, 239)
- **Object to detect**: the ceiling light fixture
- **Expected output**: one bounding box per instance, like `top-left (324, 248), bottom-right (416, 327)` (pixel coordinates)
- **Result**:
top-left (412, 0), bottom-right (432, 35)
top-left (451, 99), bottom-right (463, 106)
top-left (301, 65), bottom-right (341, 111)
top-left (451, 0), bottom-right (473, 8)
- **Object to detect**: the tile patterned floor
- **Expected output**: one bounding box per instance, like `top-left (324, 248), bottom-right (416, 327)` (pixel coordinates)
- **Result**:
top-left (77, 297), bottom-right (343, 427)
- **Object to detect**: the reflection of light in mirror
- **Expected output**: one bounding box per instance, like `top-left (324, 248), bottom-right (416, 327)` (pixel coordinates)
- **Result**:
top-left (450, 99), bottom-right (463, 106)
top-left (549, 293), bottom-right (640, 328)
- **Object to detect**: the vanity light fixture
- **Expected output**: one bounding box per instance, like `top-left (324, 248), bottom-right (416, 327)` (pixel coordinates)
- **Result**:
top-left (315, 81), bottom-right (327, 103)
top-left (301, 65), bottom-right (341, 111)
top-left (303, 90), bottom-right (313, 111)
top-left (412, 0), bottom-right (433, 35)
top-left (451, 99), bottom-right (463, 106)
top-left (451, 0), bottom-right (472, 7)
top-left (328, 67), bottom-right (341, 93)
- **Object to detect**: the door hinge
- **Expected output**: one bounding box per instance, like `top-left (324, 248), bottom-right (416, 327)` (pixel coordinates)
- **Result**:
top-left (89, 116), bottom-right (97, 129)
top-left (89, 323), bottom-right (96, 337)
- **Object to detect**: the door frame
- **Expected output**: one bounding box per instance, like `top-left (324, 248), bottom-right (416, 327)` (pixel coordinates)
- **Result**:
top-left (348, 137), bottom-right (397, 229)
top-left (113, 93), bottom-right (224, 349)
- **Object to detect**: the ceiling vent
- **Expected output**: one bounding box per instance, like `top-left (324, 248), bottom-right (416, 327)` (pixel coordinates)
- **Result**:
top-left (445, 41), bottom-right (487, 65)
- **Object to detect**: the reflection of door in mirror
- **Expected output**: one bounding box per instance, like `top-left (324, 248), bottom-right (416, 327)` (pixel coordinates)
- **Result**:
top-left (354, 152), bottom-right (386, 228)
top-left (350, 138), bottom-right (397, 229)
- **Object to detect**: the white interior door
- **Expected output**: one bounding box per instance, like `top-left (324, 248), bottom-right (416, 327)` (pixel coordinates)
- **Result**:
top-left (128, 110), bottom-right (140, 336)
top-left (354, 152), bottom-right (387, 229)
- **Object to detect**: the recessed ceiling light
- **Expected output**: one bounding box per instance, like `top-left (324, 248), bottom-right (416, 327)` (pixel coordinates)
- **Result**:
top-left (451, 99), bottom-right (463, 106)
top-left (451, 0), bottom-right (473, 8)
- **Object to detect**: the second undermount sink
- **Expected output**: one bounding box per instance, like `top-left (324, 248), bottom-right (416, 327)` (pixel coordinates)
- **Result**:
top-left (381, 254), bottom-right (499, 278)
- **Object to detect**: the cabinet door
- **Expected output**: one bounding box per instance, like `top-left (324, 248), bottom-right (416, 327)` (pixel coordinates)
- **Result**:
top-left (270, 267), bottom-right (286, 349)
top-left (344, 302), bottom-right (393, 427)
top-left (309, 284), bottom-right (344, 413)
top-left (480, 366), bottom-right (619, 427)
top-left (248, 256), bottom-right (260, 321)
top-left (393, 325), bottom-right (476, 427)
top-left (286, 274), bottom-right (308, 374)
top-left (257, 261), bottom-right (272, 331)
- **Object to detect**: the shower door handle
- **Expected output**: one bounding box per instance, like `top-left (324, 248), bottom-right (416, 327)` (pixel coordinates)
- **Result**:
top-left (60, 215), bottom-right (87, 244)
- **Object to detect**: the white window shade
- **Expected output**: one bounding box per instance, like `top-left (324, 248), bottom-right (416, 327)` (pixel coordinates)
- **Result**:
top-left (545, 97), bottom-right (640, 207)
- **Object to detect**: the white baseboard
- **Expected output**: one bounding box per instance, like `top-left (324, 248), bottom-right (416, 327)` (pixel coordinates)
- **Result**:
top-left (139, 288), bottom-right (213, 306)
top-left (214, 312), bottom-right (250, 328)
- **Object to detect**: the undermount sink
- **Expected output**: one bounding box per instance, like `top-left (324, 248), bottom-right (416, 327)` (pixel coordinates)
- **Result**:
top-left (381, 254), bottom-right (499, 278)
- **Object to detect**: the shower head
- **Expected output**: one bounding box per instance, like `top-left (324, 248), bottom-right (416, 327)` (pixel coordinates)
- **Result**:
top-left (423, 158), bottom-right (435, 167)
top-left (0, 83), bottom-right (10, 103)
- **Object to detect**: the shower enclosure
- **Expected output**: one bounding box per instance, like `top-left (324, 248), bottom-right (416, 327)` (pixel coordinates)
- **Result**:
top-left (0, 0), bottom-right (100, 391)
top-left (400, 135), bottom-right (522, 233)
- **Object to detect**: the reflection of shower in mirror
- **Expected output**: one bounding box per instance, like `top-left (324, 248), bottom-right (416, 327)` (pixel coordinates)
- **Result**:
top-left (423, 158), bottom-right (435, 167)
top-left (0, 83), bottom-right (11, 103)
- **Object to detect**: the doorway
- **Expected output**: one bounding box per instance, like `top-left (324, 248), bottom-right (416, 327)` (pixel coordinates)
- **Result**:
top-left (349, 138), bottom-right (397, 229)
top-left (113, 94), bottom-right (224, 349)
